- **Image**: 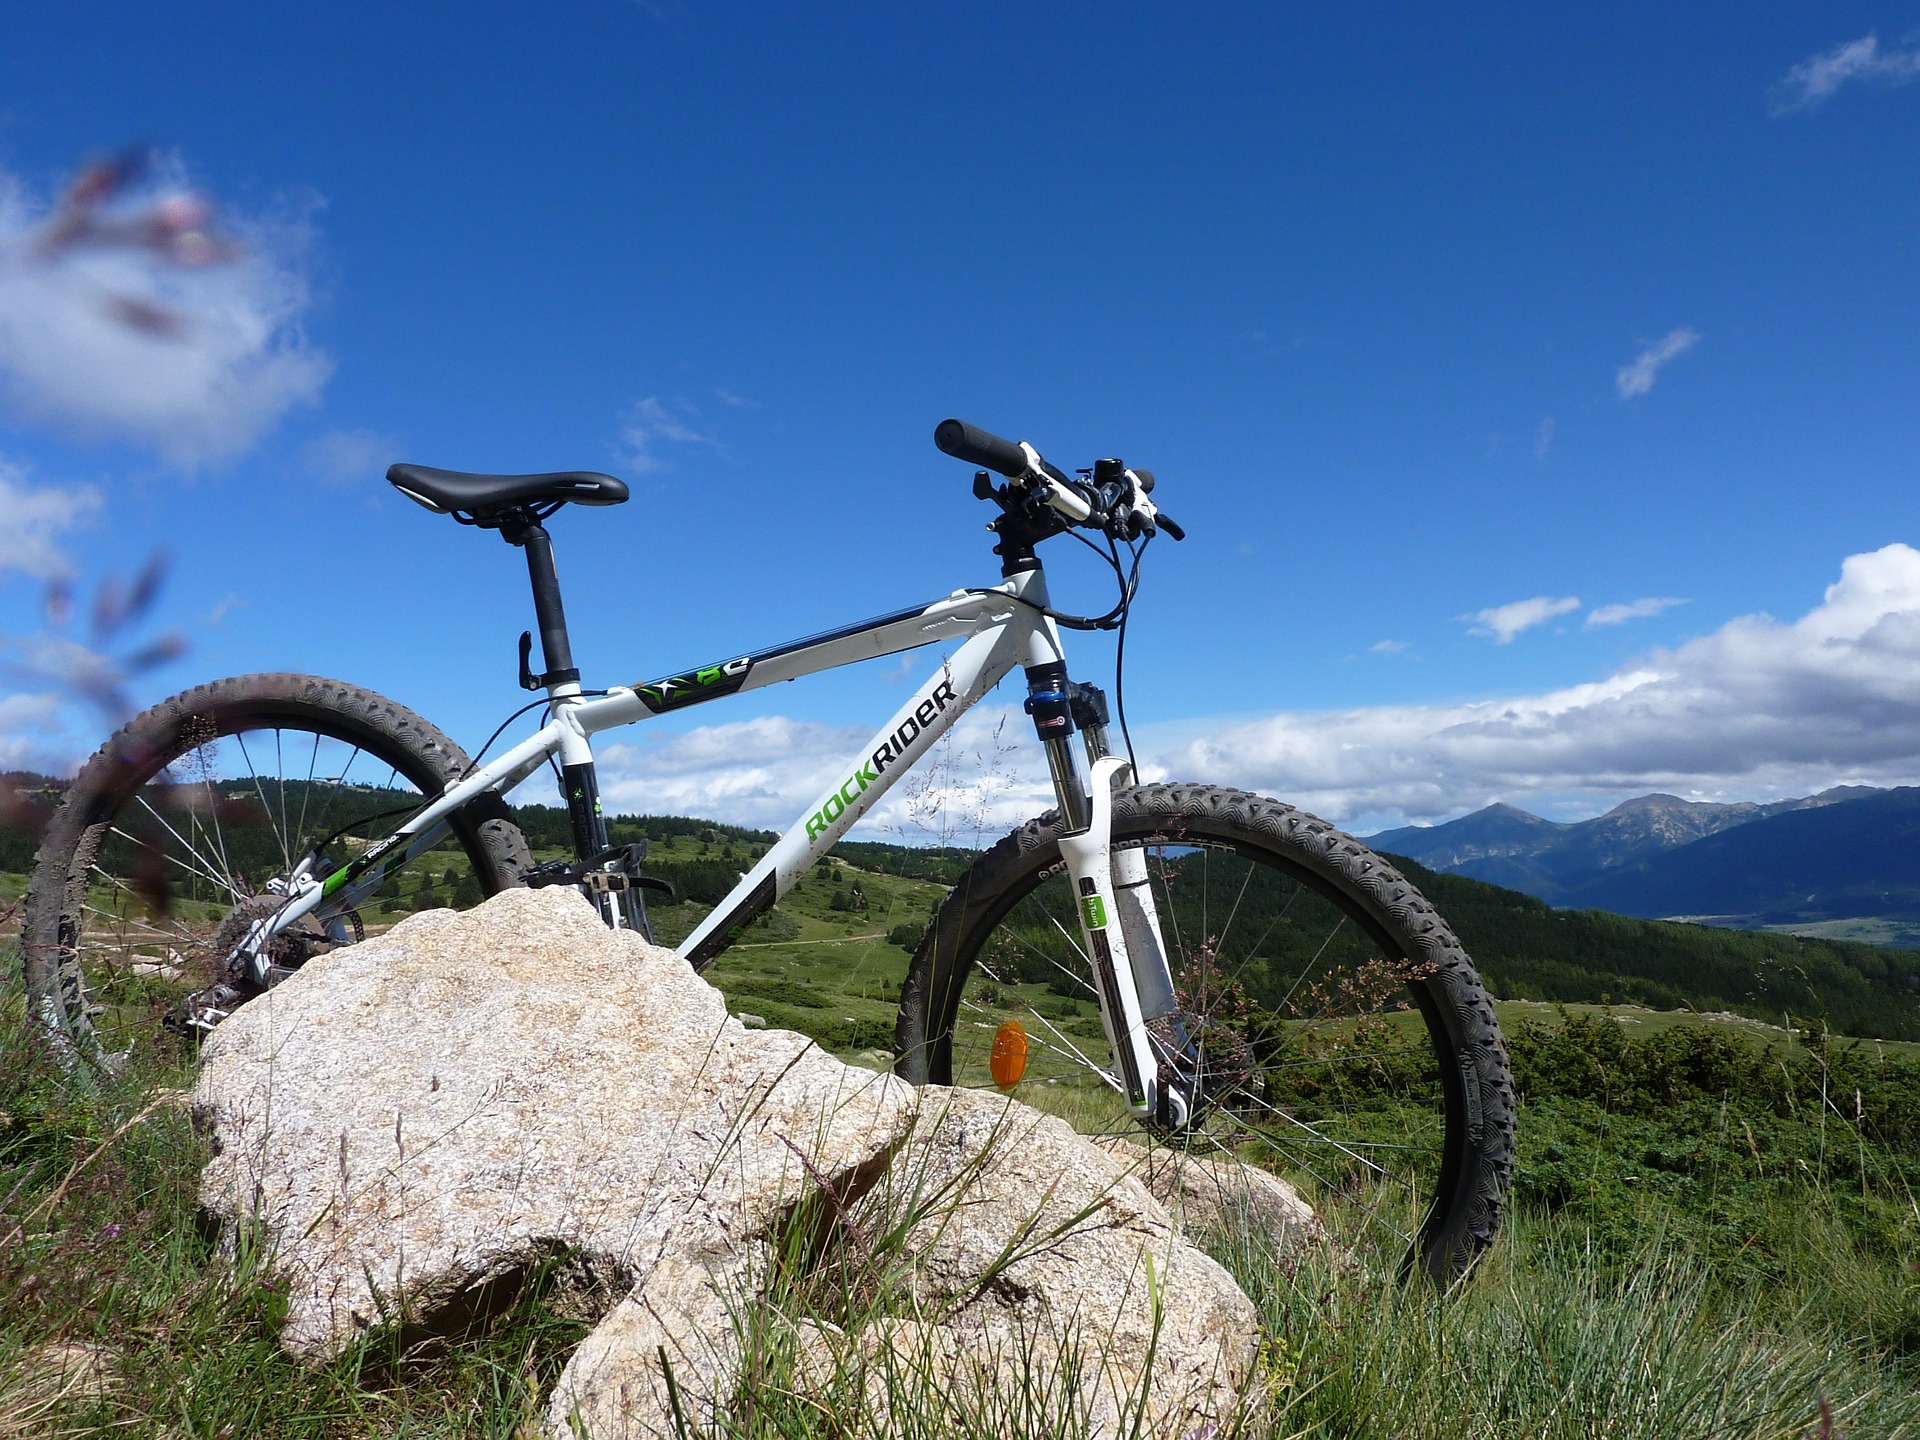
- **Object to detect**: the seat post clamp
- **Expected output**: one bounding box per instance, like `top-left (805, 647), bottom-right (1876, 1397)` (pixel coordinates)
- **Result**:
top-left (517, 630), bottom-right (580, 692)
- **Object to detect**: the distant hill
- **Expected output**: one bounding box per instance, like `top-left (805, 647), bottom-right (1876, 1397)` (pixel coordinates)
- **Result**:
top-left (1383, 856), bottom-right (1920, 1041)
top-left (1565, 786), bottom-right (1920, 929)
top-left (1367, 786), bottom-right (1881, 903)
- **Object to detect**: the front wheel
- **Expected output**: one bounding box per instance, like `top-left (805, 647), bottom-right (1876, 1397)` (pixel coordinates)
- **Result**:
top-left (21, 673), bottom-right (532, 1066)
top-left (893, 783), bottom-right (1515, 1283)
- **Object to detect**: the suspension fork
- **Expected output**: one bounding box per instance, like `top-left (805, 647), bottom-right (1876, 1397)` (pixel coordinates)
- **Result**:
top-left (1026, 672), bottom-right (1192, 1125)
top-left (1068, 686), bottom-right (1184, 1029)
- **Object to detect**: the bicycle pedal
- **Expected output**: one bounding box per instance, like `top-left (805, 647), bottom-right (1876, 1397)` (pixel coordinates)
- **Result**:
top-left (582, 870), bottom-right (675, 897)
top-left (523, 845), bottom-right (676, 901)
top-left (521, 858), bottom-right (580, 888)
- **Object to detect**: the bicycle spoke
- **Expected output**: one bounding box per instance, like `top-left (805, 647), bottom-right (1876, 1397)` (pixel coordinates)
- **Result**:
top-left (232, 732), bottom-right (291, 881)
top-left (115, 814), bottom-right (242, 902)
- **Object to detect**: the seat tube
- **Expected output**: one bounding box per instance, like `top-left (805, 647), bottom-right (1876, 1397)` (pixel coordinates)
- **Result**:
top-left (504, 513), bottom-right (626, 927)
top-left (559, 756), bottom-right (623, 927)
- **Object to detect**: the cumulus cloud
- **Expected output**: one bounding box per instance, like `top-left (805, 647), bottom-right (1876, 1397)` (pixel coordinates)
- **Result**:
top-left (0, 690), bottom-right (68, 772)
top-left (301, 428), bottom-right (399, 488)
top-left (0, 160), bottom-right (330, 465)
top-left (0, 457), bottom-right (99, 580)
top-left (1587, 596), bottom-right (1688, 627)
top-left (548, 548), bottom-right (1920, 840)
top-left (592, 704), bottom-right (1050, 841)
top-left (1771, 34), bottom-right (1920, 114)
top-left (616, 396), bottom-right (720, 474)
top-left (1461, 595), bottom-right (1580, 643)
top-left (1157, 544), bottom-right (1920, 826)
top-left (1616, 327), bottom-right (1699, 399)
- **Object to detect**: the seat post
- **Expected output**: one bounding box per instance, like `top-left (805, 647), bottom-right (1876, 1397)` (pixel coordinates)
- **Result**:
top-left (501, 512), bottom-right (579, 688)
top-left (499, 510), bottom-right (620, 903)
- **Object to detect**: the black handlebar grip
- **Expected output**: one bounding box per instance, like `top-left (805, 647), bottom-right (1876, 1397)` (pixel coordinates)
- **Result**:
top-left (1132, 468), bottom-right (1155, 494)
top-left (1157, 513), bottom-right (1186, 541)
top-left (935, 418), bottom-right (1029, 478)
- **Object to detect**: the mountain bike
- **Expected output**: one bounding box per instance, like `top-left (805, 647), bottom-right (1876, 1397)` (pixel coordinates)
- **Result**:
top-left (21, 419), bottom-right (1515, 1282)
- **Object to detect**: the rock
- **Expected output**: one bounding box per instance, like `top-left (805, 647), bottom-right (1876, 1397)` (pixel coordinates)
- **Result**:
top-left (865, 1089), bottom-right (1261, 1439)
top-left (1093, 1135), bottom-right (1322, 1249)
top-left (195, 887), bottom-right (1263, 1439)
top-left (194, 887), bottom-right (916, 1359)
top-left (548, 1087), bottom-right (1261, 1440)
top-left (551, 1237), bottom-right (774, 1435)
top-left (735, 1012), bottom-right (767, 1029)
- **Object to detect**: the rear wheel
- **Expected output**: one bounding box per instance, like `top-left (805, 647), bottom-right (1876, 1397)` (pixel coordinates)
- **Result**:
top-left (893, 783), bottom-right (1515, 1282)
top-left (21, 673), bottom-right (531, 1066)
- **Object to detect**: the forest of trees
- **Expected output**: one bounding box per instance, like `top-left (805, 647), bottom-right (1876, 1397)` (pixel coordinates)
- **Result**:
top-left (8, 765), bottom-right (1920, 1041)
top-left (1392, 856), bottom-right (1920, 1040)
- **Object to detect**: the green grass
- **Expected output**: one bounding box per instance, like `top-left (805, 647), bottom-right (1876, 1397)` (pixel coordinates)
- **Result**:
top-left (6, 967), bottom-right (1920, 1437)
top-left (1228, 1209), bottom-right (1920, 1439)
top-left (1495, 998), bottom-right (1920, 1061)
top-left (10, 826), bottom-right (1920, 1436)
top-left (635, 838), bottom-right (946, 1059)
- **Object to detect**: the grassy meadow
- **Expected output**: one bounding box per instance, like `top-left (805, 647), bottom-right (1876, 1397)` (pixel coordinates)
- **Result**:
top-left (3, 827), bottom-right (1919, 1436)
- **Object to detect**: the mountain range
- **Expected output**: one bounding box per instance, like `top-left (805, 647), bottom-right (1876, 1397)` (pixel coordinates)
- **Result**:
top-left (1366, 785), bottom-right (1920, 946)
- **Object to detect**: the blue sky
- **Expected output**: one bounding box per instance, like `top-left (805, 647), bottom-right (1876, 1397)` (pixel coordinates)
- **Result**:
top-left (4, 4), bottom-right (1920, 836)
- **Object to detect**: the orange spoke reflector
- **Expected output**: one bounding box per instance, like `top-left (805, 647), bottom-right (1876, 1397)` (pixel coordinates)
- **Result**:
top-left (989, 1019), bottom-right (1029, 1090)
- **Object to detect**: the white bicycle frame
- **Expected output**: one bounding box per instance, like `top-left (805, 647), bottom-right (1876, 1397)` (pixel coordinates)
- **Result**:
top-left (249, 520), bottom-right (1189, 1120)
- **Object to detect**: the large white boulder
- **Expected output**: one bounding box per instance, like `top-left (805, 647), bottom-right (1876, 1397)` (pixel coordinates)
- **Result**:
top-left (194, 887), bottom-right (1272, 1438)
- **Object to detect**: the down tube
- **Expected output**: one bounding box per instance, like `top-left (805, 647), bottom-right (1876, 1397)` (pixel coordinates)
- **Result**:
top-left (679, 617), bottom-right (1032, 967)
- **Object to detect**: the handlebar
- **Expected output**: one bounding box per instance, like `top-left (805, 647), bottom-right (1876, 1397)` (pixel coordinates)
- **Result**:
top-left (935, 417), bottom-right (1185, 542)
top-left (934, 418), bottom-right (1028, 478)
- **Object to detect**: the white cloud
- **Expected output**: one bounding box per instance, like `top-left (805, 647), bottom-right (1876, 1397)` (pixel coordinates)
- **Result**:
top-left (0, 456), bottom-right (99, 580)
top-left (536, 546), bottom-right (1920, 840)
top-left (0, 161), bottom-right (330, 465)
top-left (1615, 327), bottom-right (1700, 399)
top-left (1771, 34), bottom-right (1920, 114)
top-left (1533, 416), bottom-right (1555, 460)
top-left (1156, 544), bottom-right (1920, 826)
top-left (1461, 595), bottom-right (1580, 643)
top-left (616, 396), bottom-right (719, 474)
top-left (1586, 596), bottom-right (1688, 627)
top-left (0, 690), bottom-right (67, 772)
top-left (301, 428), bottom-right (399, 488)
top-left (1369, 639), bottom-right (1409, 656)
top-left (592, 704), bottom-right (1050, 842)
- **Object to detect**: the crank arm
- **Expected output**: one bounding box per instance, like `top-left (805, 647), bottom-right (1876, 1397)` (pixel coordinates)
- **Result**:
top-left (230, 819), bottom-right (456, 984)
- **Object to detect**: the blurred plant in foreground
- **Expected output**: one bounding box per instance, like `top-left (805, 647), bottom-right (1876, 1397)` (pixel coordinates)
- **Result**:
top-left (0, 556), bottom-right (186, 853)
top-left (14, 146), bottom-right (241, 340)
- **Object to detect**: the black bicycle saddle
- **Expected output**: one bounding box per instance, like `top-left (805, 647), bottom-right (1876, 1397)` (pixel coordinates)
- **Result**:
top-left (387, 463), bottom-right (630, 518)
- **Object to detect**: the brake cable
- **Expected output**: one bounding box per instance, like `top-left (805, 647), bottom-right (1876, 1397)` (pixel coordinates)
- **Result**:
top-left (966, 527), bottom-right (1150, 632)
top-left (964, 511), bottom-right (1151, 776)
